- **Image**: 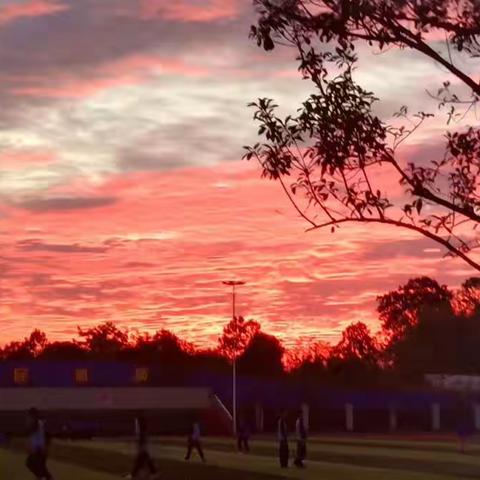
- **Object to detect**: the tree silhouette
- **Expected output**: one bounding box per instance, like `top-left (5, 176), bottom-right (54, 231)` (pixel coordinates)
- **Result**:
top-left (286, 338), bottom-right (330, 373)
top-left (1, 329), bottom-right (48, 360)
top-left (329, 322), bottom-right (380, 386)
top-left (246, 0), bottom-right (480, 271)
top-left (77, 321), bottom-right (129, 359)
top-left (218, 316), bottom-right (260, 362)
top-left (39, 341), bottom-right (87, 361)
top-left (237, 331), bottom-right (285, 377)
top-left (331, 322), bottom-right (379, 365)
top-left (387, 302), bottom-right (480, 379)
top-left (455, 277), bottom-right (480, 316)
top-left (377, 276), bottom-right (452, 345)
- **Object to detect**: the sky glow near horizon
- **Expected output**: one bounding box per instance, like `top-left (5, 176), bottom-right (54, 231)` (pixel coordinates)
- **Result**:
top-left (0, 0), bottom-right (478, 349)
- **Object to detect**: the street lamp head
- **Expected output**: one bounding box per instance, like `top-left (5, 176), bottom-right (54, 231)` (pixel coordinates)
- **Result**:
top-left (222, 280), bottom-right (246, 286)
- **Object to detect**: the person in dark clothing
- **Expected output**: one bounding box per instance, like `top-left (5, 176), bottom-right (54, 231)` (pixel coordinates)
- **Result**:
top-left (25, 407), bottom-right (53, 480)
top-left (277, 411), bottom-right (289, 468)
top-left (237, 415), bottom-right (251, 453)
top-left (127, 414), bottom-right (159, 479)
top-left (293, 409), bottom-right (307, 468)
top-left (185, 418), bottom-right (205, 462)
top-left (456, 395), bottom-right (473, 454)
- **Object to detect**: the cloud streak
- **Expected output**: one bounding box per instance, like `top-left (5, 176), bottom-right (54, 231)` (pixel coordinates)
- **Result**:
top-left (0, 0), bottom-right (68, 25)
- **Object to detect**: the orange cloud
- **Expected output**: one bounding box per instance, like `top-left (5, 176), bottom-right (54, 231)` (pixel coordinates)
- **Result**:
top-left (0, 0), bottom-right (68, 25)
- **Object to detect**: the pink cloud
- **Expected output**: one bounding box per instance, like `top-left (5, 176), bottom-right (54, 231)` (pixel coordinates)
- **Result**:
top-left (0, 149), bottom-right (57, 170)
top-left (0, 161), bottom-right (471, 349)
top-left (142, 0), bottom-right (240, 22)
top-left (0, 0), bottom-right (68, 25)
top-left (10, 55), bottom-right (209, 99)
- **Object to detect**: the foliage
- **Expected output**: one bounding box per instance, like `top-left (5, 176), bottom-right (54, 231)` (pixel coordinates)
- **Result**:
top-left (328, 322), bottom-right (380, 385)
top-left (77, 321), bottom-right (130, 358)
top-left (237, 331), bottom-right (285, 377)
top-left (331, 322), bottom-right (379, 364)
top-left (377, 276), bottom-right (452, 344)
top-left (454, 276), bottom-right (480, 315)
top-left (246, 0), bottom-right (480, 271)
top-left (1, 329), bottom-right (48, 360)
top-left (218, 316), bottom-right (260, 361)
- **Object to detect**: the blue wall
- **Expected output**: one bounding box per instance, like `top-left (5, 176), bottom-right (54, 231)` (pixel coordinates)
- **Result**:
top-left (0, 361), bottom-right (468, 411)
top-left (0, 361), bottom-right (138, 387)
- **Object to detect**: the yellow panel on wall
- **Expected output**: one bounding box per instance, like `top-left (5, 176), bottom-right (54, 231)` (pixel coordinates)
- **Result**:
top-left (135, 367), bottom-right (149, 383)
top-left (75, 368), bottom-right (89, 384)
top-left (14, 368), bottom-right (29, 385)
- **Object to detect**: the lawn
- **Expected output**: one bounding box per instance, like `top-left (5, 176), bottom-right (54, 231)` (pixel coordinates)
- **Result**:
top-left (4, 435), bottom-right (480, 479)
top-left (1, 447), bottom-right (118, 480)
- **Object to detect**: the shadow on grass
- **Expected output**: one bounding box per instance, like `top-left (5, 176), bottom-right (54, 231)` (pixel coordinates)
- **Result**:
top-left (8, 440), bottom-right (285, 480)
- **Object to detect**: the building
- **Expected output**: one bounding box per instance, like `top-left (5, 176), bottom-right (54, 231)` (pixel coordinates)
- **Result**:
top-left (0, 361), bottom-right (231, 436)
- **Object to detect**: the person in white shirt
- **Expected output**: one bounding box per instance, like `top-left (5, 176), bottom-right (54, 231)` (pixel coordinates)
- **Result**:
top-left (125, 414), bottom-right (159, 479)
top-left (185, 417), bottom-right (205, 462)
top-left (293, 409), bottom-right (307, 468)
top-left (25, 408), bottom-right (53, 480)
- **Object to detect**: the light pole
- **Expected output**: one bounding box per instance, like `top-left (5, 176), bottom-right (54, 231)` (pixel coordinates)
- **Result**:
top-left (222, 280), bottom-right (245, 435)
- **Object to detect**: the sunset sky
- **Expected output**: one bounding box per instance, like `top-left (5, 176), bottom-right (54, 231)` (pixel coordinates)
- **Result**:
top-left (0, 0), bottom-right (477, 349)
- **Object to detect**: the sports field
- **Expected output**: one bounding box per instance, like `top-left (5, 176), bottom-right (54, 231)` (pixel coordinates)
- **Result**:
top-left (3, 435), bottom-right (480, 479)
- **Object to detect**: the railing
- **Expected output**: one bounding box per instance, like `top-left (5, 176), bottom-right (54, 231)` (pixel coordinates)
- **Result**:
top-left (212, 393), bottom-right (233, 422)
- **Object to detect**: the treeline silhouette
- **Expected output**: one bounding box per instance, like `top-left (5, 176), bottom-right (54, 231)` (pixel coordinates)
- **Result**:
top-left (2, 276), bottom-right (479, 388)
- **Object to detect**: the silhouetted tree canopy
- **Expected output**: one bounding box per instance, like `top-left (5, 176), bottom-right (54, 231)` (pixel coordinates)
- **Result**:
top-left (388, 303), bottom-right (480, 381)
top-left (38, 341), bottom-right (87, 361)
top-left (77, 321), bottom-right (129, 359)
top-left (377, 276), bottom-right (452, 344)
top-left (331, 322), bottom-right (379, 365)
top-left (218, 316), bottom-right (260, 361)
top-left (328, 322), bottom-right (380, 385)
top-left (1, 329), bottom-right (48, 360)
top-left (237, 331), bottom-right (285, 377)
top-left (129, 330), bottom-right (193, 363)
top-left (246, 0), bottom-right (480, 271)
top-left (455, 277), bottom-right (480, 315)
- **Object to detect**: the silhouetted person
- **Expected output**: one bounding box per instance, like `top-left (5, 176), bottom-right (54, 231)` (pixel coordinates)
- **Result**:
top-left (456, 395), bottom-right (473, 454)
top-left (185, 417), bottom-right (205, 462)
top-left (25, 407), bottom-right (53, 480)
top-left (126, 414), bottom-right (158, 479)
top-left (293, 409), bottom-right (307, 468)
top-left (277, 411), bottom-right (289, 468)
top-left (237, 415), bottom-right (251, 453)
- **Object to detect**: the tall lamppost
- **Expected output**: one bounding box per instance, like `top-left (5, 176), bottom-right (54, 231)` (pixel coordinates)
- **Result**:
top-left (222, 280), bottom-right (245, 435)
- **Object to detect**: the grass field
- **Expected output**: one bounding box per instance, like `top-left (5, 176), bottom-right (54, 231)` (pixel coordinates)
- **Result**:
top-left (4, 435), bottom-right (480, 479)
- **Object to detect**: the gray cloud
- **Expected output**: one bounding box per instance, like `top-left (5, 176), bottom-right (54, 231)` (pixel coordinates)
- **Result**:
top-left (359, 237), bottom-right (445, 261)
top-left (17, 239), bottom-right (108, 254)
top-left (15, 196), bottom-right (117, 212)
top-left (0, 0), bottom-right (310, 203)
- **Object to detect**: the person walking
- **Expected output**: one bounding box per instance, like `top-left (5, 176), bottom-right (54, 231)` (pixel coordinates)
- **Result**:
top-left (185, 418), bottom-right (205, 462)
top-left (237, 415), bottom-right (251, 453)
top-left (293, 409), bottom-right (307, 468)
top-left (456, 394), bottom-right (473, 454)
top-left (25, 407), bottom-right (53, 480)
top-left (277, 411), bottom-right (289, 468)
top-left (126, 414), bottom-right (159, 479)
